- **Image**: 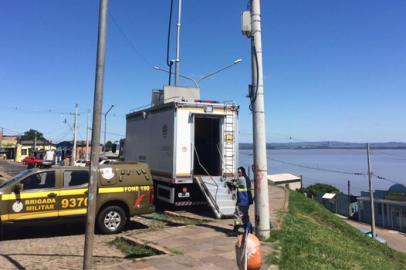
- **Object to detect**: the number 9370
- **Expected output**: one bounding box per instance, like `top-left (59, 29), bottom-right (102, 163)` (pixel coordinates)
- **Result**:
top-left (61, 198), bottom-right (88, 208)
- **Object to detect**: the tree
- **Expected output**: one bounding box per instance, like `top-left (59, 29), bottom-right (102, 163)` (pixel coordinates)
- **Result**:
top-left (104, 140), bottom-right (113, 151)
top-left (20, 129), bottom-right (47, 141)
top-left (302, 183), bottom-right (341, 198)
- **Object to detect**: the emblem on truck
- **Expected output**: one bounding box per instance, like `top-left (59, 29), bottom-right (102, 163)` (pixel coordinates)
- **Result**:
top-left (100, 167), bottom-right (115, 180)
top-left (12, 201), bottom-right (24, 213)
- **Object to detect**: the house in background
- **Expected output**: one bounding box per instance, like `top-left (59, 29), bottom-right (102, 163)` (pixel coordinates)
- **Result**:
top-left (15, 140), bottom-right (56, 162)
top-left (56, 140), bottom-right (102, 163)
top-left (358, 184), bottom-right (406, 232)
top-left (268, 173), bottom-right (302, 190)
top-left (316, 192), bottom-right (359, 218)
top-left (0, 133), bottom-right (18, 160)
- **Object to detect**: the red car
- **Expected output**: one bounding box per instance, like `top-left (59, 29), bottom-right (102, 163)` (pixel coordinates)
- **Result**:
top-left (22, 156), bottom-right (43, 167)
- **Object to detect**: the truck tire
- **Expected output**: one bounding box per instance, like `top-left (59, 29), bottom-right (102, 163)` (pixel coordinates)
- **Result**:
top-left (97, 205), bottom-right (127, 234)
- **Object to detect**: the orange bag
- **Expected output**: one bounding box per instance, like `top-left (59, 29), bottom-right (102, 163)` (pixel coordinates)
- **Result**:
top-left (235, 233), bottom-right (262, 270)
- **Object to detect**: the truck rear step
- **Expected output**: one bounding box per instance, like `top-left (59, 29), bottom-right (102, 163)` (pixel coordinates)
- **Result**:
top-left (195, 175), bottom-right (236, 218)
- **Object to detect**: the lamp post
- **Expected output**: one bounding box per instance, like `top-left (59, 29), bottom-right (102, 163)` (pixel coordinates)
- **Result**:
top-left (104, 105), bottom-right (114, 153)
top-left (153, 58), bottom-right (242, 88)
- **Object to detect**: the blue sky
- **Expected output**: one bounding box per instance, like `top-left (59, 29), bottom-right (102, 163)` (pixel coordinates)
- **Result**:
top-left (1, 0), bottom-right (405, 143)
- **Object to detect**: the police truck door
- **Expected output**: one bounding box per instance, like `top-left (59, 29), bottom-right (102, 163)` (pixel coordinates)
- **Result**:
top-left (7, 170), bottom-right (59, 221)
top-left (59, 170), bottom-right (89, 217)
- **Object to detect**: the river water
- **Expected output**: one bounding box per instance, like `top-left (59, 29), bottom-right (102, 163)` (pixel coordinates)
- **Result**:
top-left (239, 149), bottom-right (406, 195)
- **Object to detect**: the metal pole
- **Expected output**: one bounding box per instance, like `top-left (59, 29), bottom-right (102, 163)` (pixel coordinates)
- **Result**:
top-left (251, 0), bottom-right (270, 239)
top-left (174, 0), bottom-right (182, 85)
top-left (83, 0), bottom-right (108, 268)
top-left (33, 131), bottom-right (37, 153)
top-left (103, 105), bottom-right (114, 153)
top-left (86, 110), bottom-right (90, 161)
top-left (348, 180), bottom-right (351, 216)
top-left (104, 112), bottom-right (107, 152)
top-left (367, 143), bottom-right (376, 237)
top-left (72, 104), bottom-right (78, 165)
top-left (197, 59), bottom-right (242, 84)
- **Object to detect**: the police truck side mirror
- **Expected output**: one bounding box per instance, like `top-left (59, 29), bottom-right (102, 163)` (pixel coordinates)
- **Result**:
top-left (14, 183), bottom-right (23, 194)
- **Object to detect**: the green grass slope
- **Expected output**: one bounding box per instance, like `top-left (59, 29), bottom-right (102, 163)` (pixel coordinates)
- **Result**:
top-left (269, 191), bottom-right (406, 270)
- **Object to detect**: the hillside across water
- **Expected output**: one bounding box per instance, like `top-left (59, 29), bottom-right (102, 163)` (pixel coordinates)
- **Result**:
top-left (240, 142), bottom-right (406, 150)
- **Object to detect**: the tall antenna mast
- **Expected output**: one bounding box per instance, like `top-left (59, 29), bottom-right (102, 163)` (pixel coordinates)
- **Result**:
top-left (174, 0), bottom-right (182, 85)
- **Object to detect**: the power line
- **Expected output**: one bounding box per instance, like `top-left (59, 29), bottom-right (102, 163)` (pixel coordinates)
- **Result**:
top-left (371, 151), bottom-right (406, 161)
top-left (269, 157), bottom-right (366, 176)
top-left (108, 11), bottom-right (153, 67)
top-left (0, 126), bottom-right (24, 135)
top-left (372, 174), bottom-right (404, 185)
top-left (0, 106), bottom-right (76, 115)
top-left (269, 157), bottom-right (404, 186)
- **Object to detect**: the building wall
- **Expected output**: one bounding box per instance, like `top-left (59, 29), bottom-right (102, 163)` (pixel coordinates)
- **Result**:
top-left (316, 193), bottom-right (358, 218)
top-left (15, 144), bottom-right (56, 162)
top-left (0, 136), bottom-right (17, 160)
top-left (288, 182), bottom-right (302, 191)
top-left (358, 200), bottom-right (406, 232)
top-left (270, 180), bottom-right (302, 191)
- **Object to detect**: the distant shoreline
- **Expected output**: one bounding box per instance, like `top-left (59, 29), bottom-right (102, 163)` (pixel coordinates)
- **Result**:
top-left (239, 142), bottom-right (406, 150)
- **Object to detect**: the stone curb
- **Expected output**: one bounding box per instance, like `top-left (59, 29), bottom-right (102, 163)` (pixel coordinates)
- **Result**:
top-left (163, 210), bottom-right (214, 222)
top-left (120, 235), bottom-right (174, 256)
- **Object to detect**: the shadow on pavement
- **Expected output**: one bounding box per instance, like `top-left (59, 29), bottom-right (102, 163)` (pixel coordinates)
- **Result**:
top-left (0, 253), bottom-right (125, 270)
top-left (0, 220), bottom-right (149, 241)
top-left (196, 223), bottom-right (237, 237)
top-left (1, 254), bottom-right (26, 270)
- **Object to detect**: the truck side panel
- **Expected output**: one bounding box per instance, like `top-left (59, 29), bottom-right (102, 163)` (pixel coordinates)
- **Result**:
top-left (175, 109), bottom-right (193, 177)
top-left (125, 109), bottom-right (175, 178)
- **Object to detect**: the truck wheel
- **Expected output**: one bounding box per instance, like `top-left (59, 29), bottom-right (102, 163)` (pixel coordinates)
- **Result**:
top-left (97, 206), bottom-right (127, 234)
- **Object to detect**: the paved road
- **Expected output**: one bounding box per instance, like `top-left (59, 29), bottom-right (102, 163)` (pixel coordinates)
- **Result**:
top-left (0, 160), bottom-right (26, 177)
top-left (108, 185), bottom-right (286, 270)
top-left (0, 184), bottom-right (286, 270)
top-left (344, 219), bottom-right (406, 253)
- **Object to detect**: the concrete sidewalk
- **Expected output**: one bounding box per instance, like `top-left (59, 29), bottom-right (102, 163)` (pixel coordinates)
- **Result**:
top-left (344, 219), bottom-right (406, 253)
top-left (0, 184), bottom-right (287, 270)
top-left (106, 185), bottom-right (287, 270)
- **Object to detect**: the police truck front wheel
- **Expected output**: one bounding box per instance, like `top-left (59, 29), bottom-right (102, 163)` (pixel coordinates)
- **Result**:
top-left (97, 206), bottom-right (127, 234)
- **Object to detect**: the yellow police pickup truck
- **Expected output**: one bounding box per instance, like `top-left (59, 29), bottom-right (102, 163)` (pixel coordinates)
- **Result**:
top-left (0, 163), bottom-right (154, 234)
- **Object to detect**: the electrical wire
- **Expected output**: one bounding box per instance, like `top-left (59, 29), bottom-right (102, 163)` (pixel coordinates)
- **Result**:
top-left (0, 126), bottom-right (24, 135)
top-left (108, 11), bottom-right (153, 67)
top-left (372, 151), bottom-right (406, 161)
top-left (269, 157), bottom-right (404, 186)
top-left (269, 157), bottom-right (367, 176)
top-left (372, 174), bottom-right (404, 185)
top-left (249, 40), bottom-right (259, 112)
top-left (0, 106), bottom-right (77, 116)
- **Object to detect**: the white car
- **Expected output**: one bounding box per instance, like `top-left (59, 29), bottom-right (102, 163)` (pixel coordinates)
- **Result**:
top-left (74, 160), bottom-right (87, 167)
top-left (99, 159), bottom-right (117, 165)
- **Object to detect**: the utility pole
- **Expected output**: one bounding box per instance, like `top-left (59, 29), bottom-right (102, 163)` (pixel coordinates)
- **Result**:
top-left (367, 143), bottom-right (376, 237)
top-left (71, 104), bottom-right (78, 165)
top-left (33, 131), bottom-right (37, 154)
top-left (174, 0), bottom-right (182, 85)
top-left (86, 110), bottom-right (90, 161)
top-left (348, 180), bottom-right (351, 216)
top-left (104, 105), bottom-right (114, 153)
top-left (250, 0), bottom-right (270, 239)
top-left (83, 0), bottom-right (108, 268)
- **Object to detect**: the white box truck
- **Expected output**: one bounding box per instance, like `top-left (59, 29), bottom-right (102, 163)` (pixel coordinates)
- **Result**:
top-left (124, 86), bottom-right (239, 218)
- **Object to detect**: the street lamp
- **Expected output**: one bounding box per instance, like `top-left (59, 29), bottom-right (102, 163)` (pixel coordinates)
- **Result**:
top-left (153, 58), bottom-right (242, 88)
top-left (104, 105), bottom-right (114, 153)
